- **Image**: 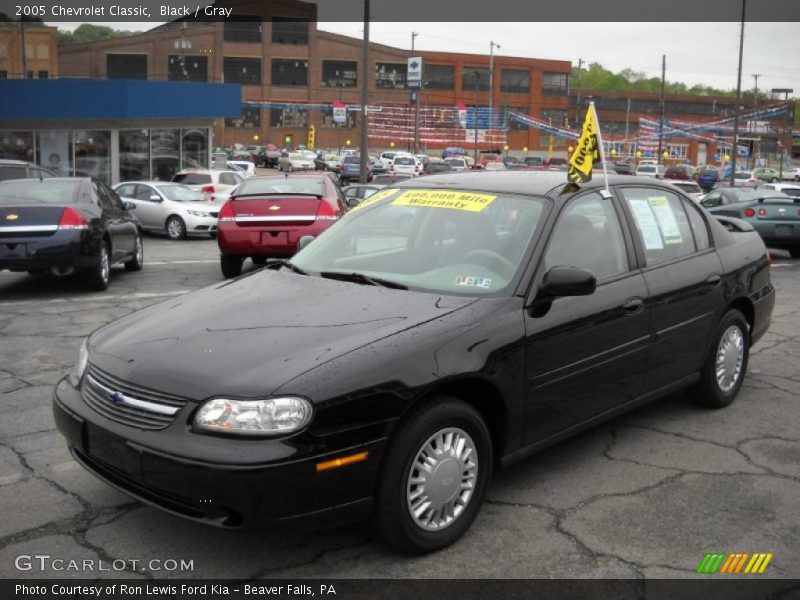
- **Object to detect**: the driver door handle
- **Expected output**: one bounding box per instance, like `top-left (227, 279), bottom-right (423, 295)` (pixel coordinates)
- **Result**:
top-left (706, 273), bottom-right (722, 286)
top-left (622, 297), bottom-right (645, 315)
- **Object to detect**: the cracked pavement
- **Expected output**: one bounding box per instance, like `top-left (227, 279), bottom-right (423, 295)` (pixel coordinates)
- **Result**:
top-left (1, 237), bottom-right (798, 580)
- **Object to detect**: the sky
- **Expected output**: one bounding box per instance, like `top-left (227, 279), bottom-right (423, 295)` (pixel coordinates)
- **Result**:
top-left (53, 21), bottom-right (799, 98)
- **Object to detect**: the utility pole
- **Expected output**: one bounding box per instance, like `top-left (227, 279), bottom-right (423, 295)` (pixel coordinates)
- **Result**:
top-left (752, 73), bottom-right (761, 168)
top-left (20, 19), bottom-right (27, 78)
top-left (624, 97), bottom-right (631, 154)
top-left (575, 58), bottom-right (584, 126)
top-left (489, 41), bottom-right (500, 149)
top-left (772, 88), bottom-right (793, 179)
top-left (730, 0), bottom-right (746, 186)
top-left (412, 31), bottom-right (420, 154)
top-left (657, 54), bottom-right (666, 164)
top-left (359, 0), bottom-right (370, 184)
top-left (473, 70), bottom-right (480, 164)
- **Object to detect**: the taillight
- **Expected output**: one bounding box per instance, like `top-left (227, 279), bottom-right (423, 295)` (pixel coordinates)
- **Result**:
top-left (201, 185), bottom-right (215, 194)
top-left (316, 200), bottom-right (338, 221)
top-left (339, 165), bottom-right (344, 173)
top-left (743, 208), bottom-right (755, 217)
top-left (58, 207), bottom-right (88, 230)
top-left (758, 208), bottom-right (767, 217)
top-left (218, 201), bottom-right (235, 223)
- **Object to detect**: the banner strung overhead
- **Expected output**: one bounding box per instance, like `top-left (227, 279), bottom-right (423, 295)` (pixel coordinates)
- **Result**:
top-left (568, 104), bottom-right (601, 183)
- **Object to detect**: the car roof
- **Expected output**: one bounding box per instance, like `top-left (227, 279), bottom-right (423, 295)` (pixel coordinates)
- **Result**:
top-left (0, 176), bottom-right (88, 184)
top-left (0, 159), bottom-right (33, 166)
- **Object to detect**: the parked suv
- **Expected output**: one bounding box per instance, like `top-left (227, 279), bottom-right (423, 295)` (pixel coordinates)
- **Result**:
top-left (171, 169), bottom-right (244, 201)
top-left (664, 165), bottom-right (695, 180)
top-left (0, 159), bottom-right (57, 181)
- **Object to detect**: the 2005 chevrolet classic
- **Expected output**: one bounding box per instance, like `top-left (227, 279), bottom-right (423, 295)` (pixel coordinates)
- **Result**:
top-left (54, 172), bottom-right (774, 553)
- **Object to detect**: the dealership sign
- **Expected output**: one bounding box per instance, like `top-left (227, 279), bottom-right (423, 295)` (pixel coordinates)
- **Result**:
top-left (407, 57), bottom-right (423, 88)
top-left (332, 101), bottom-right (347, 124)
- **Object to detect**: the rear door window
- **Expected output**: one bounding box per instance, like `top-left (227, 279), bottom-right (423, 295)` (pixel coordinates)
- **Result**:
top-left (0, 165), bottom-right (28, 181)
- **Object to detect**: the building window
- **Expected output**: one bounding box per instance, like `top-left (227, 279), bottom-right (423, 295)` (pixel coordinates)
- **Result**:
top-left (542, 72), bottom-right (569, 96)
top-left (151, 129), bottom-right (180, 182)
top-left (107, 54), bottom-right (147, 79)
top-left (425, 64), bottom-right (454, 90)
top-left (504, 106), bottom-right (529, 130)
top-left (223, 57), bottom-right (262, 85)
top-left (168, 55), bottom-right (208, 82)
top-left (37, 70), bottom-right (48, 79)
top-left (320, 105), bottom-right (356, 128)
top-left (321, 60), bottom-right (357, 88)
top-left (541, 109), bottom-right (568, 126)
top-left (462, 67), bottom-right (490, 92)
top-left (73, 130), bottom-right (112, 184)
top-left (0, 131), bottom-right (34, 161)
top-left (665, 144), bottom-right (688, 160)
top-left (375, 62), bottom-right (407, 89)
top-left (270, 106), bottom-right (308, 128)
top-left (272, 18), bottom-right (309, 45)
top-left (500, 69), bottom-right (529, 94)
top-left (224, 17), bottom-right (262, 43)
top-left (36, 44), bottom-right (49, 59)
top-left (225, 106), bottom-right (261, 128)
top-left (119, 130), bottom-right (150, 181)
top-left (271, 59), bottom-right (308, 86)
top-left (182, 129), bottom-right (209, 170)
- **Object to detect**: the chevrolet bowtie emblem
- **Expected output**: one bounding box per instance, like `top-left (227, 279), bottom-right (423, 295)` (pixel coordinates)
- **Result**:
top-left (269, 205), bottom-right (281, 211)
top-left (5, 214), bottom-right (18, 221)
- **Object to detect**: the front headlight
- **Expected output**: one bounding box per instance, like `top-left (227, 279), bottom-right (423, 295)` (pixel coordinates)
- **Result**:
top-left (194, 397), bottom-right (313, 436)
top-left (187, 210), bottom-right (208, 217)
top-left (72, 338), bottom-right (89, 383)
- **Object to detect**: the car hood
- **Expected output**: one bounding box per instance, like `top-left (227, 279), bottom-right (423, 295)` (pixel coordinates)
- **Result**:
top-left (88, 270), bottom-right (476, 402)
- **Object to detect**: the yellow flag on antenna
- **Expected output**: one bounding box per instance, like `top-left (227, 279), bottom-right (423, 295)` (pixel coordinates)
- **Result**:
top-left (568, 104), bottom-right (601, 183)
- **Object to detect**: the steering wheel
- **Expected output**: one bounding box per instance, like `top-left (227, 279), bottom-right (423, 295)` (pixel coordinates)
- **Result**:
top-left (464, 249), bottom-right (516, 279)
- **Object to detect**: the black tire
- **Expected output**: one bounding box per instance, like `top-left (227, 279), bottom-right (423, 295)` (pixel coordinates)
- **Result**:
top-left (84, 242), bottom-right (111, 291)
top-left (690, 309), bottom-right (749, 408)
top-left (124, 233), bottom-right (144, 272)
top-left (166, 216), bottom-right (186, 240)
top-left (220, 255), bottom-right (243, 278)
top-left (376, 396), bottom-right (492, 554)
top-left (251, 256), bottom-right (267, 265)
top-left (209, 231), bottom-right (218, 239)
top-left (789, 247), bottom-right (800, 258)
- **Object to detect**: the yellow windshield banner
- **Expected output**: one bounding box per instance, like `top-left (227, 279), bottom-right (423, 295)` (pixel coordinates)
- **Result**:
top-left (348, 188), bottom-right (399, 212)
top-left (391, 190), bottom-right (497, 212)
top-left (568, 104), bottom-right (601, 183)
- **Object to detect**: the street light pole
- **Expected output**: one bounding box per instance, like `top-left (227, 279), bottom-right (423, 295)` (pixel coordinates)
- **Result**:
top-left (752, 73), bottom-right (761, 168)
top-left (730, 0), bottom-right (746, 186)
top-left (412, 31), bottom-right (420, 154)
top-left (489, 41), bottom-right (500, 149)
top-left (359, 0), bottom-right (370, 184)
top-left (574, 58), bottom-right (584, 126)
top-left (473, 70), bottom-right (480, 164)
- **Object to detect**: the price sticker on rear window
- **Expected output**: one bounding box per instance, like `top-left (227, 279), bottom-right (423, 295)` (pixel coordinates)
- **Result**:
top-left (391, 190), bottom-right (497, 212)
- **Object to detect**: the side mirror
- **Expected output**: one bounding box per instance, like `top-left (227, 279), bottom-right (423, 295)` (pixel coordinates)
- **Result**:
top-left (298, 235), bottom-right (315, 251)
top-left (150, 195), bottom-right (162, 202)
top-left (538, 266), bottom-right (596, 299)
top-left (345, 197), bottom-right (360, 208)
top-left (123, 201), bottom-right (137, 211)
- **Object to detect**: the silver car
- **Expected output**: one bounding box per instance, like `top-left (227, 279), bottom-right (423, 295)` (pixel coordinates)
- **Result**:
top-left (113, 181), bottom-right (222, 240)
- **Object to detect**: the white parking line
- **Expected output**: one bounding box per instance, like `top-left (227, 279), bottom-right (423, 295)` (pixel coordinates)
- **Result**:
top-left (145, 260), bottom-right (219, 265)
top-left (0, 290), bottom-right (191, 308)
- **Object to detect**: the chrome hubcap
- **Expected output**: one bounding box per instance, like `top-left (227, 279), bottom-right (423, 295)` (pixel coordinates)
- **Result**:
top-left (168, 220), bottom-right (182, 238)
top-left (716, 325), bottom-right (744, 393)
top-left (135, 237), bottom-right (143, 263)
top-left (100, 248), bottom-right (109, 282)
top-left (407, 427), bottom-right (478, 531)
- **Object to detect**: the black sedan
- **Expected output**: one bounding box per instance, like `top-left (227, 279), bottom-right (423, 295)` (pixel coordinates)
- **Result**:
top-left (0, 178), bottom-right (143, 290)
top-left (53, 173), bottom-right (774, 552)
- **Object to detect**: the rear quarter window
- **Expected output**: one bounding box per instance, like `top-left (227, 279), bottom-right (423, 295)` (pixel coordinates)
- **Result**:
top-left (173, 173), bottom-right (212, 185)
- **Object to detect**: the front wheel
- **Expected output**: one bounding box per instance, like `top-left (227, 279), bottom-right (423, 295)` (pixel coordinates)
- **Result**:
top-left (124, 233), bottom-right (144, 271)
top-left (690, 308), bottom-right (749, 408)
top-left (166, 216), bottom-right (186, 240)
top-left (220, 255), bottom-right (243, 278)
top-left (376, 397), bottom-right (492, 554)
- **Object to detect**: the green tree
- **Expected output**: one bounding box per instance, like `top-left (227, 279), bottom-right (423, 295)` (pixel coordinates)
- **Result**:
top-left (58, 24), bottom-right (137, 45)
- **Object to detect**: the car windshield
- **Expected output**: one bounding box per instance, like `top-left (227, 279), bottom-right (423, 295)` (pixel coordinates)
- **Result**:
top-left (289, 153), bottom-right (306, 161)
top-left (344, 156), bottom-right (361, 165)
top-left (157, 184), bottom-right (205, 202)
top-left (290, 187), bottom-right (548, 295)
top-left (173, 173), bottom-right (212, 185)
top-left (0, 180), bottom-right (81, 205)
top-left (235, 176), bottom-right (325, 196)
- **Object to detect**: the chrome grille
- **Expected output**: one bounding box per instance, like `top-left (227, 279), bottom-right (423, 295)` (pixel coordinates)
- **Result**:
top-left (82, 365), bottom-right (187, 430)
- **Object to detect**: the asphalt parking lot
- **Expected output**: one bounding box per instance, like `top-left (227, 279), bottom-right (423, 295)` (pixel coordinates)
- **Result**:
top-left (0, 235), bottom-right (799, 580)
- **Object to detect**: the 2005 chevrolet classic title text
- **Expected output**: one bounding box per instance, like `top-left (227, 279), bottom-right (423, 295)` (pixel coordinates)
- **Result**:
top-left (15, 4), bottom-right (233, 17)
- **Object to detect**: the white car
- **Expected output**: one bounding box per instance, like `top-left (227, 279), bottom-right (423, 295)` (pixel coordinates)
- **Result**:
top-left (379, 151), bottom-right (399, 169)
top-left (665, 179), bottom-right (704, 201)
top-left (484, 161), bottom-right (507, 171)
top-left (227, 161), bottom-right (256, 178)
top-left (278, 152), bottom-right (315, 172)
top-left (171, 169), bottom-right (244, 201)
top-left (780, 166), bottom-right (800, 182)
top-left (390, 155), bottom-right (420, 177)
top-left (445, 158), bottom-right (468, 172)
top-left (114, 181), bottom-right (222, 240)
top-left (759, 182), bottom-right (800, 200)
top-left (635, 164), bottom-right (666, 178)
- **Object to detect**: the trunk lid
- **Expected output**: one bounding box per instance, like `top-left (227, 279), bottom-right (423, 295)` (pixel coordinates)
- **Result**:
top-left (229, 196), bottom-right (325, 228)
top-left (0, 204), bottom-right (69, 239)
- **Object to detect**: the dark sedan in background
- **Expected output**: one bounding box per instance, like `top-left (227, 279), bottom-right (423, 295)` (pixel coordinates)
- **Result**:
top-left (54, 173), bottom-right (773, 554)
top-left (0, 178), bottom-right (143, 290)
top-left (216, 173), bottom-right (347, 277)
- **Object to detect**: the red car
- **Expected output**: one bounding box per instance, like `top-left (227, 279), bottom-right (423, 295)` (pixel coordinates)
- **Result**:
top-left (217, 173), bottom-right (346, 278)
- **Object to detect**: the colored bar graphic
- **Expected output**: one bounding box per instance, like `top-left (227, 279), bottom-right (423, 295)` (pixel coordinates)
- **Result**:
top-left (698, 552), bottom-right (772, 575)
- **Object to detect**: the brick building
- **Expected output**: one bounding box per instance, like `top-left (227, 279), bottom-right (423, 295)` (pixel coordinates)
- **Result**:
top-left (0, 22), bottom-right (59, 80)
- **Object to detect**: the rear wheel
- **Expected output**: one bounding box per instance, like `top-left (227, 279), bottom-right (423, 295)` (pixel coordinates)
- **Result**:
top-left (376, 397), bottom-right (492, 554)
top-left (690, 309), bottom-right (749, 408)
top-left (166, 216), bottom-right (186, 240)
top-left (124, 233), bottom-right (144, 271)
top-left (84, 242), bottom-right (111, 291)
top-left (220, 255), bottom-right (243, 278)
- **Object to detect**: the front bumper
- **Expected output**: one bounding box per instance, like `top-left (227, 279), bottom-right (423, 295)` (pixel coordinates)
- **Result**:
top-left (53, 377), bottom-right (385, 530)
top-left (183, 213), bottom-right (219, 235)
